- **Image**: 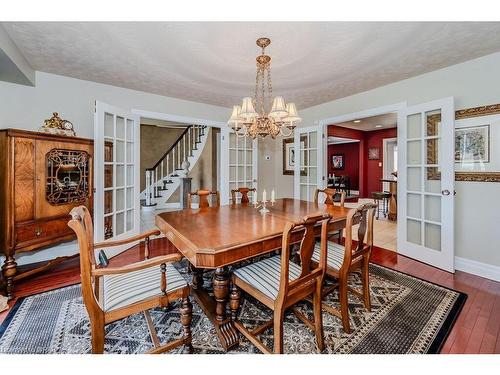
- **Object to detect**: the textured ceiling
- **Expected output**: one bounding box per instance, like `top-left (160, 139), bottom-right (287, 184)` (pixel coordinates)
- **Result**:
top-left (333, 113), bottom-right (397, 131)
top-left (3, 22), bottom-right (500, 109)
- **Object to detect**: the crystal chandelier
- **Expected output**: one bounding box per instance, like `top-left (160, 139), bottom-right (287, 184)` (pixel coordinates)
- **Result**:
top-left (227, 37), bottom-right (301, 139)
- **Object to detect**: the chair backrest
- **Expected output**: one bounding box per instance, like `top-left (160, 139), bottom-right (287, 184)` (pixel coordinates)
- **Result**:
top-left (342, 203), bottom-right (377, 270)
top-left (314, 188), bottom-right (345, 207)
top-left (67, 206), bottom-right (101, 313)
top-left (187, 189), bottom-right (220, 209)
top-left (231, 187), bottom-right (256, 204)
top-left (275, 213), bottom-right (331, 306)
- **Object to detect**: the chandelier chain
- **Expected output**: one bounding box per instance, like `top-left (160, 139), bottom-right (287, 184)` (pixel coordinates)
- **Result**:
top-left (266, 65), bottom-right (273, 99)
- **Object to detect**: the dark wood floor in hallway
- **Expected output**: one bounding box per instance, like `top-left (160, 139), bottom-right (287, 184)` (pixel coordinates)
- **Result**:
top-left (1, 239), bottom-right (499, 354)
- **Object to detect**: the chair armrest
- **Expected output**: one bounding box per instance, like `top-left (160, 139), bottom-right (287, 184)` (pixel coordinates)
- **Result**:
top-left (93, 229), bottom-right (161, 249)
top-left (91, 253), bottom-right (183, 276)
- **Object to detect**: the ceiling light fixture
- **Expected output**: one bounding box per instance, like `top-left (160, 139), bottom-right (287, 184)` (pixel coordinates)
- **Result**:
top-left (375, 125), bottom-right (383, 128)
top-left (227, 37), bottom-right (301, 139)
top-left (353, 120), bottom-right (361, 123)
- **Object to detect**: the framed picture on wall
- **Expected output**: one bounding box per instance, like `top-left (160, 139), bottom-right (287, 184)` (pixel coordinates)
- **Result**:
top-left (368, 147), bottom-right (380, 160)
top-left (283, 136), bottom-right (307, 175)
top-left (455, 124), bottom-right (490, 163)
top-left (331, 153), bottom-right (344, 170)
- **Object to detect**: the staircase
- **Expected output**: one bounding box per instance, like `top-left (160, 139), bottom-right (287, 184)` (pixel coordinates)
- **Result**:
top-left (140, 125), bottom-right (208, 210)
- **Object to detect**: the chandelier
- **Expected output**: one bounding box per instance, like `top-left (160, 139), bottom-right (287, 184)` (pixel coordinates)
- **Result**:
top-left (227, 37), bottom-right (301, 139)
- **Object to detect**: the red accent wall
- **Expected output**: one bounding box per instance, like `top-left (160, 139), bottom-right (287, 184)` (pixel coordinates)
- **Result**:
top-left (327, 125), bottom-right (397, 198)
top-left (328, 143), bottom-right (360, 190)
top-left (364, 128), bottom-right (397, 196)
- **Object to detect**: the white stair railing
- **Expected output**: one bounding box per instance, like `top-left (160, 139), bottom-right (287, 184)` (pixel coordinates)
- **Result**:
top-left (141, 125), bottom-right (208, 208)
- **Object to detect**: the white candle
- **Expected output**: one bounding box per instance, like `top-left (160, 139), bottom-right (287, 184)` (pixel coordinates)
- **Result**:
top-left (271, 189), bottom-right (275, 202)
top-left (263, 189), bottom-right (267, 202)
top-left (253, 190), bottom-right (258, 205)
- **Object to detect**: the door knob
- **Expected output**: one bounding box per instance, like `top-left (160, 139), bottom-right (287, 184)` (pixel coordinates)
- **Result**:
top-left (441, 189), bottom-right (450, 196)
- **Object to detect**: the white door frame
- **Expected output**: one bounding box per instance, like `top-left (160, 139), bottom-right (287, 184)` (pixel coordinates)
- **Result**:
top-left (382, 137), bottom-right (398, 191)
top-left (131, 109), bottom-right (229, 205)
top-left (316, 102), bottom-right (407, 188)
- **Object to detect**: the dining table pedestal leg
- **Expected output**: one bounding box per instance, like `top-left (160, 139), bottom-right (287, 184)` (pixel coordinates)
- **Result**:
top-left (189, 265), bottom-right (239, 351)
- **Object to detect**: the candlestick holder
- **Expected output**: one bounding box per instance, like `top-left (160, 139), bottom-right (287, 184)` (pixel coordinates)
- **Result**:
top-left (254, 200), bottom-right (270, 214)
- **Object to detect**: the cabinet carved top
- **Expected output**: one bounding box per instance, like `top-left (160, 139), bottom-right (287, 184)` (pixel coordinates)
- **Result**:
top-left (0, 128), bottom-right (93, 145)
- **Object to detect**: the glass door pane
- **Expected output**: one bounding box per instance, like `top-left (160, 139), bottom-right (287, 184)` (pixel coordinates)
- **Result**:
top-left (398, 97), bottom-right (454, 272)
top-left (95, 102), bottom-right (140, 251)
top-left (295, 126), bottom-right (323, 201)
top-left (228, 132), bottom-right (257, 203)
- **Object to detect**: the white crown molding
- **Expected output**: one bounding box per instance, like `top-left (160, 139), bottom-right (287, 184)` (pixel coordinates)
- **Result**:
top-left (455, 256), bottom-right (500, 282)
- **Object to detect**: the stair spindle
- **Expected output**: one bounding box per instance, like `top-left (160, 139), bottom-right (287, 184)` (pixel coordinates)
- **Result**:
top-left (192, 125), bottom-right (195, 151)
top-left (145, 170), bottom-right (152, 206)
top-left (184, 129), bottom-right (187, 160)
top-left (166, 153), bottom-right (169, 179)
top-left (161, 160), bottom-right (164, 182)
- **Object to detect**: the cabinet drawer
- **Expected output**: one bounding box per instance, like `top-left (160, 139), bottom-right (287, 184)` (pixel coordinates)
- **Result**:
top-left (15, 217), bottom-right (74, 248)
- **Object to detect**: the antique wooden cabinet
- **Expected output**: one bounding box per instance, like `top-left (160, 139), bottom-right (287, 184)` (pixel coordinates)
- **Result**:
top-left (0, 129), bottom-right (93, 298)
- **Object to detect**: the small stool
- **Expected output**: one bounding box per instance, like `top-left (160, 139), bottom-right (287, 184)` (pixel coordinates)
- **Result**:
top-left (371, 191), bottom-right (392, 219)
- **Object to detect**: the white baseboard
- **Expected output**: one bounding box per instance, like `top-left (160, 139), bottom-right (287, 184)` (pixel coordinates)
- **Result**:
top-left (157, 202), bottom-right (181, 209)
top-left (154, 202), bottom-right (199, 209)
top-left (455, 256), bottom-right (500, 282)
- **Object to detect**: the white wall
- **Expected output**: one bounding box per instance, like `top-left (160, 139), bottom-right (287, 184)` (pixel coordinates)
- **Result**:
top-left (261, 51), bottom-right (500, 270)
top-left (0, 71), bottom-right (229, 266)
top-left (2, 51), bottom-right (500, 276)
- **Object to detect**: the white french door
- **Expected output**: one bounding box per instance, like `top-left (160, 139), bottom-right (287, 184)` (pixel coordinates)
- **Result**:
top-left (294, 125), bottom-right (324, 201)
top-left (397, 97), bottom-right (455, 272)
top-left (94, 101), bottom-right (140, 257)
top-left (225, 131), bottom-right (258, 204)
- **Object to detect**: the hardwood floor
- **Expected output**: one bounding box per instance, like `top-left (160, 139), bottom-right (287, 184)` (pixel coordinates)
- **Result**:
top-left (1, 238), bottom-right (499, 354)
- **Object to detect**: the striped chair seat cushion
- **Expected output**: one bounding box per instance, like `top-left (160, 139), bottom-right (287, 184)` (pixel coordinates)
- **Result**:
top-left (311, 241), bottom-right (346, 270)
top-left (102, 263), bottom-right (187, 312)
top-left (233, 255), bottom-right (302, 300)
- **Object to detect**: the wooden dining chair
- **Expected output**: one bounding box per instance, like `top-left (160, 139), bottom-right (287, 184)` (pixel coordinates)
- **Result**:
top-left (67, 206), bottom-right (193, 354)
top-left (230, 213), bottom-right (331, 354)
top-left (231, 187), bottom-right (256, 204)
top-left (314, 188), bottom-right (346, 242)
top-left (314, 187), bottom-right (345, 206)
top-left (187, 189), bottom-right (220, 209)
top-left (310, 203), bottom-right (376, 333)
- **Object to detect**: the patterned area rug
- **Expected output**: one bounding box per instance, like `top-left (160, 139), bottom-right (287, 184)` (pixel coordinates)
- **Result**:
top-left (0, 262), bottom-right (466, 354)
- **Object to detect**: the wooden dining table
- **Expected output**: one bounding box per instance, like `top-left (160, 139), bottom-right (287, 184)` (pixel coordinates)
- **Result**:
top-left (155, 198), bottom-right (352, 350)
